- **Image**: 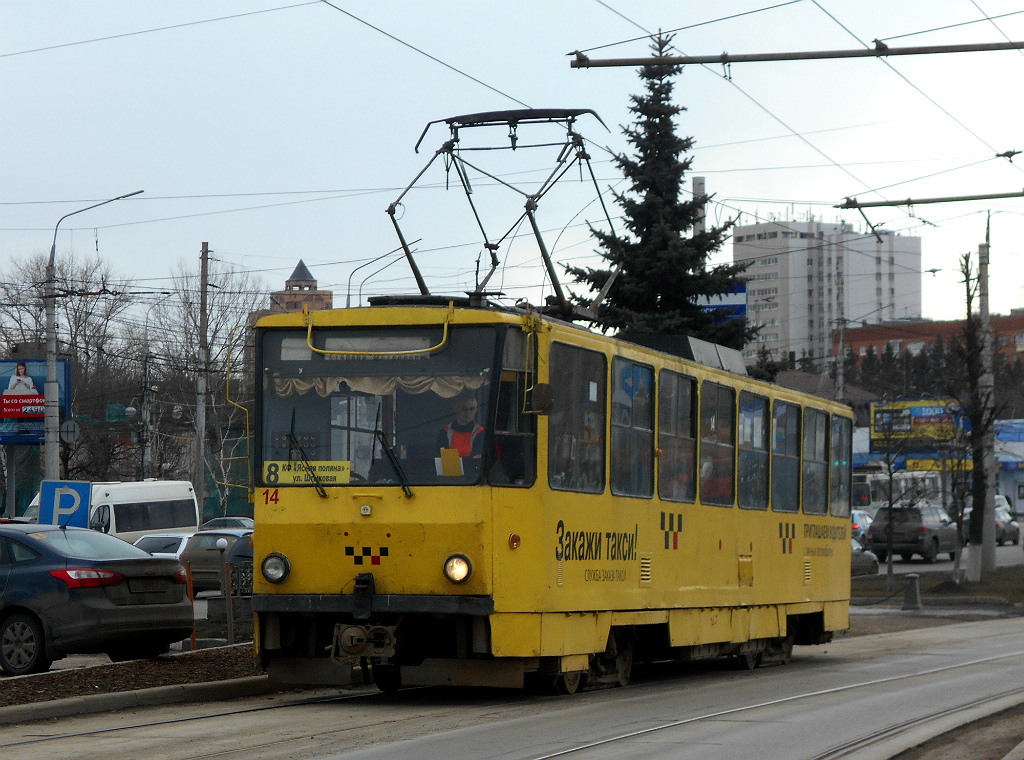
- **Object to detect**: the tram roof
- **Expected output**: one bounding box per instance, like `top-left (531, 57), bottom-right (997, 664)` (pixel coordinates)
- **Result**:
top-left (254, 300), bottom-right (853, 415)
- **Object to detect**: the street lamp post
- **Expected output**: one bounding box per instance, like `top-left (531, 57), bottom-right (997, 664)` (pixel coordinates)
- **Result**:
top-left (44, 190), bottom-right (143, 480)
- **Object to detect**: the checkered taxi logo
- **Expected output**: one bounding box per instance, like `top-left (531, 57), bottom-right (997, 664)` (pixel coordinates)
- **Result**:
top-left (345, 546), bottom-right (389, 566)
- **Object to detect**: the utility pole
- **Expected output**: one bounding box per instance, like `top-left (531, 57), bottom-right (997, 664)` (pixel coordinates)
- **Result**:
top-left (692, 176), bottom-right (705, 236)
top-left (195, 243), bottom-right (209, 514)
top-left (978, 218), bottom-right (997, 573)
top-left (140, 350), bottom-right (150, 478)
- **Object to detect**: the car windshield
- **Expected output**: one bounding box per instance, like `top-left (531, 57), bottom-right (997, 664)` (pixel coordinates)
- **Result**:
top-left (31, 528), bottom-right (151, 559)
top-left (260, 325), bottom-right (507, 487)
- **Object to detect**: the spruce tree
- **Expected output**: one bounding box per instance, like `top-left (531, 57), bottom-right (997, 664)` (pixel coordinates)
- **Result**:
top-left (567, 34), bottom-right (753, 349)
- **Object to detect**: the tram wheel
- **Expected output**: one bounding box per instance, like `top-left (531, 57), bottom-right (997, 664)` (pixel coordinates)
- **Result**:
top-left (372, 663), bottom-right (402, 692)
top-left (612, 632), bottom-right (633, 687)
top-left (555, 670), bottom-right (584, 695)
top-left (736, 651), bottom-right (761, 670)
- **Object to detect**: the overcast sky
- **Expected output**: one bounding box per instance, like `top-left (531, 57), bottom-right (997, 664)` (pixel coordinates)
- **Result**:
top-left (2, 1), bottom-right (1023, 331)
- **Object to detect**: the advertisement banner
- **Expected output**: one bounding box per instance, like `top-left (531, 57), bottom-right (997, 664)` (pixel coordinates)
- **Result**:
top-left (869, 399), bottom-right (965, 453)
top-left (0, 359), bottom-right (72, 445)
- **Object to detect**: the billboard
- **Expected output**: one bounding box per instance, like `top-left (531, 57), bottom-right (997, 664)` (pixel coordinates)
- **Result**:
top-left (697, 283), bottom-right (747, 319)
top-left (0, 359), bottom-right (72, 445)
top-left (869, 399), bottom-right (965, 453)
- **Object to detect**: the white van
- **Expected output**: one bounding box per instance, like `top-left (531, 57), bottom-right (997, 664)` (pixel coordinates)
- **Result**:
top-left (87, 481), bottom-right (200, 544)
top-left (28, 480), bottom-right (200, 544)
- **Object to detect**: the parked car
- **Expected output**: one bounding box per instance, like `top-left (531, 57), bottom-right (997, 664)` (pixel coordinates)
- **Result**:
top-left (866, 504), bottom-right (959, 563)
top-left (178, 529), bottom-right (253, 592)
top-left (962, 505), bottom-right (1021, 546)
top-left (996, 508), bottom-right (1020, 545)
top-left (133, 532), bottom-right (196, 561)
top-left (851, 510), bottom-right (872, 547)
top-left (201, 517), bottom-right (254, 531)
top-left (850, 539), bottom-right (879, 576)
top-left (227, 535), bottom-right (254, 596)
top-left (0, 523), bottom-right (193, 675)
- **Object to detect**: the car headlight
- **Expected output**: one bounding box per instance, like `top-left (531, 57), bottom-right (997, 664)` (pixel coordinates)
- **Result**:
top-left (442, 554), bottom-right (472, 584)
top-left (261, 553), bottom-right (291, 583)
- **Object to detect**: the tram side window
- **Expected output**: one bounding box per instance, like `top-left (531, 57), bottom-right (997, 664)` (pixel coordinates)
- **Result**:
top-left (802, 408), bottom-right (829, 515)
top-left (738, 392), bottom-right (769, 510)
top-left (610, 358), bottom-right (653, 498)
top-left (772, 401), bottom-right (800, 513)
top-left (489, 329), bottom-right (537, 487)
top-left (830, 416), bottom-right (852, 517)
top-left (699, 382), bottom-right (735, 507)
top-left (548, 343), bottom-right (606, 494)
top-left (658, 370), bottom-right (696, 503)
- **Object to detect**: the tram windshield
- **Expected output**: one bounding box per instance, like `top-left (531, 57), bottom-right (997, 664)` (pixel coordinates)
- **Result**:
top-left (260, 324), bottom-right (532, 488)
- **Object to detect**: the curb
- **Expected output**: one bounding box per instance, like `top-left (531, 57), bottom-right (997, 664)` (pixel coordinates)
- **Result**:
top-left (0, 675), bottom-right (275, 726)
top-left (851, 596), bottom-right (1019, 609)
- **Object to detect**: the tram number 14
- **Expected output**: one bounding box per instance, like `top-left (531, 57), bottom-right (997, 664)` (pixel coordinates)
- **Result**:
top-left (261, 489), bottom-right (280, 505)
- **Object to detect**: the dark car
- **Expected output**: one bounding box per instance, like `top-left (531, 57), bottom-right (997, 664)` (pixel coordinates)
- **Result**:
top-left (179, 529), bottom-right (253, 593)
top-left (963, 506), bottom-right (1021, 546)
top-left (226, 535), bottom-right (253, 596)
top-left (0, 523), bottom-right (193, 675)
top-left (201, 517), bottom-right (254, 531)
top-left (850, 539), bottom-right (879, 576)
top-left (866, 504), bottom-right (959, 563)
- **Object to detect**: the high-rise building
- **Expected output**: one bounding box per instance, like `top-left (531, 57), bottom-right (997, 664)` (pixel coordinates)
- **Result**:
top-left (732, 220), bottom-right (921, 364)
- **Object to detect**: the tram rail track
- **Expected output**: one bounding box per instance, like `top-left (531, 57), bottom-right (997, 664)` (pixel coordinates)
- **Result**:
top-left (3, 649), bottom-right (1023, 759)
top-left (530, 650), bottom-right (1024, 760)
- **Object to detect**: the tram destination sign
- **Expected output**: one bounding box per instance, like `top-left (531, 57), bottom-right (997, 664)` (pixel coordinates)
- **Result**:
top-left (263, 460), bottom-right (351, 485)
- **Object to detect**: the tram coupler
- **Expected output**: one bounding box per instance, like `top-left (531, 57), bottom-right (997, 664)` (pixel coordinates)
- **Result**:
top-left (330, 623), bottom-right (397, 665)
top-left (352, 572), bottom-right (375, 620)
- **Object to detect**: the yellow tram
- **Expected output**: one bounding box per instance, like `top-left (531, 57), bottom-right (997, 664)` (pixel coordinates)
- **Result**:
top-left (251, 298), bottom-right (853, 692)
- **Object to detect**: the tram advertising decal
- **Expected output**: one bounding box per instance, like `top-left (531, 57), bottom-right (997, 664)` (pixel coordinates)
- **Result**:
top-left (661, 511), bottom-right (682, 550)
top-left (264, 460), bottom-right (351, 485)
top-left (345, 546), bottom-right (389, 566)
top-left (802, 521), bottom-right (847, 558)
top-left (779, 522), bottom-right (797, 554)
top-left (554, 520), bottom-right (638, 564)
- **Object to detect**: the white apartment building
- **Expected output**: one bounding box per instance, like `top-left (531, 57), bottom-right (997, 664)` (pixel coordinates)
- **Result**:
top-left (732, 220), bottom-right (921, 363)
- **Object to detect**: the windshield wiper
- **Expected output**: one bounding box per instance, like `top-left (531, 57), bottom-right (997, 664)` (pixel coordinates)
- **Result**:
top-left (372, 403), bottom-right (414, 499)
top-left (287, 409), bottom-right (328, 499)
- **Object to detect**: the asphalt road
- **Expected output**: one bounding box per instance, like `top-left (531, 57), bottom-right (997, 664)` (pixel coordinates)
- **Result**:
top-left (3, 618), bottom-right (1022, 760)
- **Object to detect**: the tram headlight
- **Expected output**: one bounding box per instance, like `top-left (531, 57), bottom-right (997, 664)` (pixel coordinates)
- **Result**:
top-left (442, 553), bottom-right (472, 584)
top-left (261, 552), bottom-right (291, 583)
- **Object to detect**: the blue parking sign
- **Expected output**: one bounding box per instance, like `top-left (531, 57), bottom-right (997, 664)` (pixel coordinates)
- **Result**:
top-left (38, 481), bottom-right (92, 528)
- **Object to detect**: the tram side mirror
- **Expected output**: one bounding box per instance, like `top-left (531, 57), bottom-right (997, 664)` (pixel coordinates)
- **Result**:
top-left (530, 383), bottom-right (552, 414)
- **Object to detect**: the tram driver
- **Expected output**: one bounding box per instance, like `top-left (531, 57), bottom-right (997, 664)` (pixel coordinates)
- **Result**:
top-left (436, 393), bottom-right (484, 476)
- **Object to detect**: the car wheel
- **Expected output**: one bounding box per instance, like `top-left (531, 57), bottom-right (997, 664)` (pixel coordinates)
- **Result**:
top-left (949, 552), bottom-right (956, 561)
top-left (0, 612), bottom-right (53, 676)
top-left (874, 550), bottom-right (887, 562)
top-left (900, 553), bottom-right (913, 562)
top-left (922, 539), bottom-right (939, 563)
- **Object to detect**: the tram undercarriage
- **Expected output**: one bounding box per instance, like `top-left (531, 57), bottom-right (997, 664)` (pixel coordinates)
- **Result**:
top-left (256, 605), bottom-right (833, 693)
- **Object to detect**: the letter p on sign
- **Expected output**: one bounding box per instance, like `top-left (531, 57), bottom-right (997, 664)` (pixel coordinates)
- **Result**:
top-left (38, 480), bottom-right (91, 528)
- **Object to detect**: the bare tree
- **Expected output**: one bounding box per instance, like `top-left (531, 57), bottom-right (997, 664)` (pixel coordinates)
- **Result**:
top-left (148, 258), bottom-right (266, 516)
top-left (0, 252), bottom-right (139, 487)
